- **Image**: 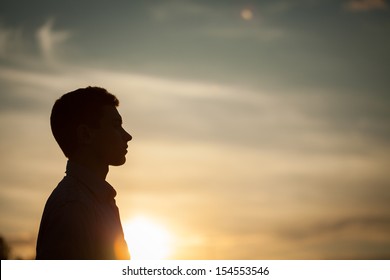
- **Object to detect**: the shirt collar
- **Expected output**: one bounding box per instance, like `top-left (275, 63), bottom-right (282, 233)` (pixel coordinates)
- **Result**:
top-left (65, 160), bottom-right (117, 202)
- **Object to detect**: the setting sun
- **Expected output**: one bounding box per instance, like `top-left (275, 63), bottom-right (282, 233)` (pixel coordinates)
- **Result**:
top-left (123, 216), bottom-right (173, 260)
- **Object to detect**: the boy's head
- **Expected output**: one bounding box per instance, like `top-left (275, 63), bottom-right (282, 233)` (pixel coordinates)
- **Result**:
top-left (50, 86), bottom-right (131, 165)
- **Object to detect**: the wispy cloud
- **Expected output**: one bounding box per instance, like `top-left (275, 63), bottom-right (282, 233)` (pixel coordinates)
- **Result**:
top-left (278, 215), bottom-right (390, 240)
top-left (0, 23), bottom-right (28, 59)
top-left (345, 0), bottom-right (388, 11)
top-left (205, 25), bottom-right (284, 41)
top-left (36, 18), bottom-right (71, 64)
top-left (148, 0), bottom-right (284, 42)
top-left (0, 25), bottom-right (18, 56)
top-left (149, 0), bottom-right (212, 22)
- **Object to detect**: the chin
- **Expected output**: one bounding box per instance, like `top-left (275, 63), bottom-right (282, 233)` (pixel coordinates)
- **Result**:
top-left (110, 156), bottom-right (126, 166)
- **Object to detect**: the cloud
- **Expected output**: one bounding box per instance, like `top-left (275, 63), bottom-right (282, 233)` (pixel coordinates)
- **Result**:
top-left (149, 0), bottom-right (212, 22)
top-left (0, 26), bottom-right (17, 56)
top-left (1, 39), bottom-right (389, 259)
top-left (0, 24), bottom-right (26, 58)
top-left (205, 26), bottom-right (284, 41)
top-left (278, 215), bottom-right (390, 240)
top-left (148, 0), bottom-right (285, 42)
top-left (36, 18), bottom-right (71, 64)
top-left (345, 0), bottom-right (388, 11)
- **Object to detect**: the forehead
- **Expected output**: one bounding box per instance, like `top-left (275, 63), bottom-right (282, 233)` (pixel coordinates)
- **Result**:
top-left (100, 105), bottom-right (122, 121)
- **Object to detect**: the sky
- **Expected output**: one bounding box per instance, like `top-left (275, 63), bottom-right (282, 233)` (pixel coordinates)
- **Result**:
top-left (0, 0), bottom-right (390, 259)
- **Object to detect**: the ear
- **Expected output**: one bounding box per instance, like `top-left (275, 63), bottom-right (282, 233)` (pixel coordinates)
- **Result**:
top-left (76, 124), bottom-right (95, 145)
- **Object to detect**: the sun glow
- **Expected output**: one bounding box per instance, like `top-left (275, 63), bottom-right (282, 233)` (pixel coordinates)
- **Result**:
top-left (241, 8), bottom-right (253, 21)
top-left (123, 216), bottom-right (173, 260)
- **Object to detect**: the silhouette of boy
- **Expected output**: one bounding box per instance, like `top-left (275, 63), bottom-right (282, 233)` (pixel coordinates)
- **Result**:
top-left (36, 87), bottom-right (132, 259)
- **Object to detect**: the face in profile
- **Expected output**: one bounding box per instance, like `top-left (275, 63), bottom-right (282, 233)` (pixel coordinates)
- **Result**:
top-left (89, 105), bottom-right (132, 166)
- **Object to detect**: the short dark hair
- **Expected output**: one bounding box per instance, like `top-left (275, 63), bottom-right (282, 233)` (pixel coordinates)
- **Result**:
top-left (50, 86), bottom-right (119, 158)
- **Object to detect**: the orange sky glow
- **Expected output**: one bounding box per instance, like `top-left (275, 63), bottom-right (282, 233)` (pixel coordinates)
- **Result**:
top-left (1, 0), bottom-right (389, 260)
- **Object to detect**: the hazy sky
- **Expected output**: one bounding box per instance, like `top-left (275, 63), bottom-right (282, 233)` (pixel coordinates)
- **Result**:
top-left (1, 0), bottom-right (389, 259)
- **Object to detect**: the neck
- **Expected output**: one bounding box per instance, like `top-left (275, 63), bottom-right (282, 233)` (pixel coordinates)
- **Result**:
top-left (69, 153), bottom-right (109, 180)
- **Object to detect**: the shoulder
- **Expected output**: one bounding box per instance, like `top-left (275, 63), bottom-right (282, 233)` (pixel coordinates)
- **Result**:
top-left (49, 175), bottom-right (91, 204)
top-left (42, 175), bottom-right (96, 219)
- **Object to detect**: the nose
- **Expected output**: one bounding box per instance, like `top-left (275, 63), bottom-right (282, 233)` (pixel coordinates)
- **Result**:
top-left (123, 128), bottom-right (132, 142)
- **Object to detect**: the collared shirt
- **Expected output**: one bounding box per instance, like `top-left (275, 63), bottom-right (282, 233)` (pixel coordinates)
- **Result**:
top-left (36, 161), bottom-right (130, 260)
